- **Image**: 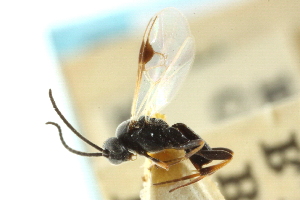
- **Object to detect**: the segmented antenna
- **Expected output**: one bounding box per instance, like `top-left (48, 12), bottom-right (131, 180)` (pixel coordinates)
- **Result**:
top-left (46, 89), bottom-right (109, 157)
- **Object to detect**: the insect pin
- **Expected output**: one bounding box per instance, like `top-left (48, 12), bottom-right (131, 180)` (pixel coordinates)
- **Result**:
top-left (46, 7), bottom-right (233, 193)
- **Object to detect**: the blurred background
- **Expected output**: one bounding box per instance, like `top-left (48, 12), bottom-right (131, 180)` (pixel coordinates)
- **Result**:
top-left (2, 0), bottom-right (300, 199)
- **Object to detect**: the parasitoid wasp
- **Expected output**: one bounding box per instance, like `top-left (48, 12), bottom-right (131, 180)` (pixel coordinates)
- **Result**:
top-left (47, 7), bottom-right (233, 192)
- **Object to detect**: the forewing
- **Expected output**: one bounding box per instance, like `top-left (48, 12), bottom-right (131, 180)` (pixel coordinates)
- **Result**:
top-left (131, 8), bottom-right (195, 120)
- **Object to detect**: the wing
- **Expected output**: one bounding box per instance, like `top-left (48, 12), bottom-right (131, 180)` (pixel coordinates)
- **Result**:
top-left (131, 7), bottom-right (195, 120)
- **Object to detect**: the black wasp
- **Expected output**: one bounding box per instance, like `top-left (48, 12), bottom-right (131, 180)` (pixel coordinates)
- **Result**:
top-left (47, 7), bottom-right (233, 192)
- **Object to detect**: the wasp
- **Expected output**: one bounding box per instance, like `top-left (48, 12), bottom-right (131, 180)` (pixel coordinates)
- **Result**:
top-left (47, 7), bottom-right (233, 192)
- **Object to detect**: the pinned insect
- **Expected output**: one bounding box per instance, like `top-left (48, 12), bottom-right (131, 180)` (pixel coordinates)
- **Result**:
top-left (47, 7), bottom-right (233, 192)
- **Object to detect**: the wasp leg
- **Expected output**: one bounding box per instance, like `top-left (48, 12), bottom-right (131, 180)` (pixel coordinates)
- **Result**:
top-left (199, 156), bottom-right (232, 177)
top-left (143, 153), bottom-right (170, 170)
top-left (197, 148), bottom-right (233, 161)
top-left (143, 139), bottom-right (205, 170)
top-left (163, 139), bottom-right (205, 166)
top-left (211, 147), bottom-right (233, 155)
top-left (153, 172), bottom-right (208, 193)
top-left (154, 148), bottom-right (234, 192)
top-left (194, 148), bottom-right (233, 175)
top-left (155, 173), bottom-right (208, 193)
top-left (153, 172), bottom-right (201, 185)
top-left (154, 159), bottom-right (232, 192)
top-left (161, 123), bottom-right (210, 166)
top-left (168, 175), bottom-right (206, 193)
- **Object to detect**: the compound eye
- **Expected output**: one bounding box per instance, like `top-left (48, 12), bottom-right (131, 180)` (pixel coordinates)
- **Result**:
top-left (115, 120), bottom-right (130, 138)
top-left (103, 137), bottom-right (123, 154)
top-left (103, 137), bottom-right (132, 165)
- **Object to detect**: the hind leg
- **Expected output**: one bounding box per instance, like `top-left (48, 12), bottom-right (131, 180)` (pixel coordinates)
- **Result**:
top-left (163, 139), bottom-right (205, 166)
top-left (161, 123), bottom-right (210, 166)
top-left (154, 148), bottom-right (233, 192)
